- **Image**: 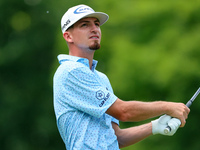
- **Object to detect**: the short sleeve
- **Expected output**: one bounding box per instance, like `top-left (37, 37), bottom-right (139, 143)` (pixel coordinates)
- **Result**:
top-left (60, 65), bottom-right (118, 118)
top-left (112, 117), bottom-right (119, 125)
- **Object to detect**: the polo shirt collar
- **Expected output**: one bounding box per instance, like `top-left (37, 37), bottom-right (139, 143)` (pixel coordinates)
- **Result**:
top-left (57, 54), bottom-right (98, 71)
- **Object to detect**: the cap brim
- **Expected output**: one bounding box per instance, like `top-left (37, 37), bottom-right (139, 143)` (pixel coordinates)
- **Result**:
top-left (84, 12), bottom-right (109, 26)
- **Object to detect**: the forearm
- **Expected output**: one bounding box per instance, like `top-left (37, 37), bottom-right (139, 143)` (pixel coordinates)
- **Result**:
top-left (107, 98), bottom-right (190, 126)
top-left (123, 100), bottom-right (190, 127)
top-left (112, 122), bottom-right (152, 148)
top-left (123, 100), bottom-right (168, 121)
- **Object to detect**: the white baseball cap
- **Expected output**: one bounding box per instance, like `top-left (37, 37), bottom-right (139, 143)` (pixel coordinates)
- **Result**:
top-left (61, 4), bottom-right (109, 33)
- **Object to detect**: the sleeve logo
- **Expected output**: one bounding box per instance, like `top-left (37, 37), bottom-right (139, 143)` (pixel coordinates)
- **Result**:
top-left (96, 90), bottom-right (105, 100)
top-left (96, 90), bottom-right (110, 107)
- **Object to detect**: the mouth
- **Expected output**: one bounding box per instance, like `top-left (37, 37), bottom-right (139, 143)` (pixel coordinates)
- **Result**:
top-left (89, 35), bottom-right (99, 39)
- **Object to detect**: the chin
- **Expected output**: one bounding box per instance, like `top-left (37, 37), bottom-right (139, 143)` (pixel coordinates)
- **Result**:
top-left (89, 43), bottom-right (101, 50)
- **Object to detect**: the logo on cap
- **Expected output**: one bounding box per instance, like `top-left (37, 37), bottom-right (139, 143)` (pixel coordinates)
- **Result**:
top-left (74, 6), bottom-right (93, 14)
top-left (62, 19), bottom-right (71, 30)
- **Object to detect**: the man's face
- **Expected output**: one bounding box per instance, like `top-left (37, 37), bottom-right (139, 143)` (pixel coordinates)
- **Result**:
top-left (68, 17), bottom-right (102, 50)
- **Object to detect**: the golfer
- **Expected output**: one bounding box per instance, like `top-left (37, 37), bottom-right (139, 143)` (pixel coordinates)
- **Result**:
top-left (53, 4), bottom-right (190, 150)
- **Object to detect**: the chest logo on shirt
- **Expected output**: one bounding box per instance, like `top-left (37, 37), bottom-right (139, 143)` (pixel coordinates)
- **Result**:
top-left (96, 90), bottom-right (110, 107)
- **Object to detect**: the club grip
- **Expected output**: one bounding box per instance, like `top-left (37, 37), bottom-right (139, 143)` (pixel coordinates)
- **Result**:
top-left (186, 100), bottom-right (192, 107)
top-left (164, 101), bottom-right (191, 134)
top-left (164, 125), bottom-right (171, 134)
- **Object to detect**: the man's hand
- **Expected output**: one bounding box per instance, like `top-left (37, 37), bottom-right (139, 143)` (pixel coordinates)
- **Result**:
top-left (167, 118), bottom-right (181, 134)
top-left (151, 115), bottom-right (181, 136)
top-left (166, 102), bottom-right (190, 127)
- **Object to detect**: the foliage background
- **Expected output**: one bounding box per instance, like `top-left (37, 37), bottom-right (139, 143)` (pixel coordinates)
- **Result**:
top-left (1, 0), bottom-right (200, 150)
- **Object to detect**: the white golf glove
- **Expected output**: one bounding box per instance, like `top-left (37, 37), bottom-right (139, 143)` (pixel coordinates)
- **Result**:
top-left (151, 115), bottom-right (181, 136)
top-left (167, 118), bottom-right (181, 135)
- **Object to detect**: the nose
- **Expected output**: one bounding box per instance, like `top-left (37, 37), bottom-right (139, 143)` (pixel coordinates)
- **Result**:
top-left (91, 23), bottom-right (99, 33)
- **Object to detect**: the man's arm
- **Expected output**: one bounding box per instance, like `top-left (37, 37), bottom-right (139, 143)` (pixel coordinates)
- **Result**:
top-left (106, 98), bottom-right (190, 127)
top-left (112, 122), bottom-right (152, 148)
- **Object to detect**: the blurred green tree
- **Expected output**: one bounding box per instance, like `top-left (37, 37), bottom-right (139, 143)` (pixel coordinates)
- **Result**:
top-left (1, 0), bottom-right (200, 150)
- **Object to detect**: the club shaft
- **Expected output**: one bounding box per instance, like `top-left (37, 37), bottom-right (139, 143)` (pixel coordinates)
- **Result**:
top-left (186, 87), bottom-right (200, 107)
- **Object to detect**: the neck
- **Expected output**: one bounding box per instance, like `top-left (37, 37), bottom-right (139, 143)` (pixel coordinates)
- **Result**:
top-left (69, 47), bottom-right (95, 69)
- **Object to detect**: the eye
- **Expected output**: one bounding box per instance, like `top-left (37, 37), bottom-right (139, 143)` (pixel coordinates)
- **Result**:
top-left (81, 23), bottom-right (87, 27)
top-left (95, 22), bottom-right (100, 27)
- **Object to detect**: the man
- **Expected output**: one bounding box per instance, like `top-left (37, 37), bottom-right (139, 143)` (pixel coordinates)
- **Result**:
top-left (53, 4), bottom-right (190, 150)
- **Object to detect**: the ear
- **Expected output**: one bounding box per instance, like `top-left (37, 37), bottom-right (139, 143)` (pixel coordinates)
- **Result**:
top-left (63, 31), bottom-right (73, 43)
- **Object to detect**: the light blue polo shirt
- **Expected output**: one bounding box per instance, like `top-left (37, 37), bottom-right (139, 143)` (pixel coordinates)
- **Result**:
top-left (53, 54), bottom-right (120, 150)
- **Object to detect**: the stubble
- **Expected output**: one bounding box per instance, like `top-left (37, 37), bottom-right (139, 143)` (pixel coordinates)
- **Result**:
top-left (89, 41), bottom-right (101, 50)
